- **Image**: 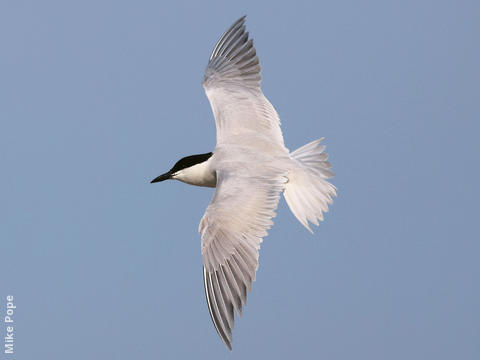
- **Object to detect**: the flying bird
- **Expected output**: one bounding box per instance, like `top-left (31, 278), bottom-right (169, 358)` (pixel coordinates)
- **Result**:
top-left (151, 16), bottom-right (336, 350)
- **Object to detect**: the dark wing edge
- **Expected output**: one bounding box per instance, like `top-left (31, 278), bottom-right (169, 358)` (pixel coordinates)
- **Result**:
top-left (203, 16), bottom-right (261, 90)
top-left (204, 266), bottom-right (234, 351)
top-left (203, 246), bottom-right (258, 350)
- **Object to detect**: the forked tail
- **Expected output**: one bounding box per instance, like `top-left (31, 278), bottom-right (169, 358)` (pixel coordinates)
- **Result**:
top-left (284, 138), bottom-right (337, 232)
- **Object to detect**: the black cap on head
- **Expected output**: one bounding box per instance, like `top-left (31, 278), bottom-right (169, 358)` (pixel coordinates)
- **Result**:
top-left (169, 152), bottom-right (213, 173)
top-left (150, 152), bottom-right (213, 184)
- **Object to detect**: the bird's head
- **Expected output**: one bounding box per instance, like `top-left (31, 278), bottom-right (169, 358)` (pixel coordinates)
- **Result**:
top-left (150, 152), bottom-right (213, 184)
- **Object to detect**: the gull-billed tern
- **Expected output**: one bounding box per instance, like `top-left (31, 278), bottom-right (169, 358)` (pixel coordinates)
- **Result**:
top-left (151, 16), bottom-right (336, 350)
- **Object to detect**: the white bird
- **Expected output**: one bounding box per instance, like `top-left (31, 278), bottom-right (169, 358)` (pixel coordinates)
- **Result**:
top-left (151, 16), bottom-right (336, 350)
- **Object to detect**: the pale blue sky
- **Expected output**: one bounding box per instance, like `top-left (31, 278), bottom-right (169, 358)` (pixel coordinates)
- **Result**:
top-left (1, 1), bottom-right (479, 359)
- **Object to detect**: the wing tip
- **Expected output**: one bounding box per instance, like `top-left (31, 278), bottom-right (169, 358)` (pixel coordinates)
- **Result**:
top-left (234, 15), bottom-right (247, 26)
top-left (204, 15), bottom-right (261, 89)
top-left (203, 267), bottom-right (234, 350)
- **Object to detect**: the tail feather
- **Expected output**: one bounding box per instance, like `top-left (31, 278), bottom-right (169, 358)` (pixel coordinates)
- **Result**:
top-left (284, 138), bottom-right (337, 233)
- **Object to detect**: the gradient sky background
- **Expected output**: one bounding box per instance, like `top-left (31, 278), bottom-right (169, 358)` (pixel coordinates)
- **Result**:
top-left (1, 1), bottom-right (479, 359)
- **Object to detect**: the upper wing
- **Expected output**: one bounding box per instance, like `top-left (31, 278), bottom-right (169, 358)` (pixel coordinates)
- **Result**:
top-left (202, 16), bottom-right (285, 146)
top-left (199, 167), bottom-right (286, 349)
